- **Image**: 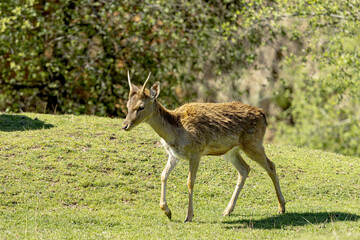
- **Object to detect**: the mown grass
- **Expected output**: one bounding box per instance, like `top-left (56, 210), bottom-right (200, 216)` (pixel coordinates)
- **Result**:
top-left (0, 112), bottom-right (359, 239)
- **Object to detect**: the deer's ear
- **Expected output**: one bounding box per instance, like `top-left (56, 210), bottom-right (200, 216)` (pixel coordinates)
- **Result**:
top-left (150, 81), bottom-right (160, 99)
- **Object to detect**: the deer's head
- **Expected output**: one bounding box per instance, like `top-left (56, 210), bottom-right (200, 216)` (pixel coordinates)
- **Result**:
top-left (122, 71), bottom-right (160, 131)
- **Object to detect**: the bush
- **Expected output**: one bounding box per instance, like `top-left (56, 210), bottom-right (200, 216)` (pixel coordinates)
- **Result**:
top-left (0, 0), bottom-right (270, 115)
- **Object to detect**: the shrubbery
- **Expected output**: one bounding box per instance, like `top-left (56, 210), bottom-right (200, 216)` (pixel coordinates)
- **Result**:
top-left (1, 0), bottom-right (269, 115)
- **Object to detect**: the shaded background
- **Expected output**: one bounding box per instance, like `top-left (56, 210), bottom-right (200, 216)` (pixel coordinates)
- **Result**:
top-left (0, 0), bottom-right (359, 156)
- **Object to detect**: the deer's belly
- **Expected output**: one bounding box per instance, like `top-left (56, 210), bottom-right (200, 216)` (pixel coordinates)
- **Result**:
top-left (203, 135), bottom-right (240, 156)
top-left (161, 134), bottom-right (240, 158)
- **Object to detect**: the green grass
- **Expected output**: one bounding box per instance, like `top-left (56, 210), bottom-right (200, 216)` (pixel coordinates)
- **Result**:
top-left (0, 112), bottom-right (359, 239)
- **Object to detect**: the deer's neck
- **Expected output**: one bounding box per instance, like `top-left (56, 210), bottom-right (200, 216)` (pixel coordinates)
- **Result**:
top-left (146, 101), bottom-right (180, 143)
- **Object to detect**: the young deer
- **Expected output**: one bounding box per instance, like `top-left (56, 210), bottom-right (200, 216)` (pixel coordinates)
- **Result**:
top-left (122, 71), bottom-right (286, 222)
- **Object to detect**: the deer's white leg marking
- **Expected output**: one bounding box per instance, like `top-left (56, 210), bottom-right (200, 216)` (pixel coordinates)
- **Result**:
top-left (160, 147), bottom-right (179, 220)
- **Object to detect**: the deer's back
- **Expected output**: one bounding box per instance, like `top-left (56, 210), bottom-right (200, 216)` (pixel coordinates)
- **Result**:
top-left (174, 102), bottom-right (267, 138)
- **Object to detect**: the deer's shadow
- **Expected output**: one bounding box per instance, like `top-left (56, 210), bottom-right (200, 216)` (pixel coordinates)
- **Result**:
top-left (0, 114), bottom-right (54, 132)
top-left (222, 212), bottom-right (359, 229)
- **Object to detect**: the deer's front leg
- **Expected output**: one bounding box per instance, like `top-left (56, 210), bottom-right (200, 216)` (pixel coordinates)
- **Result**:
top-left (160, 153), bottom-right (179, 220)
top-left (184, 156), bottom-right (200, 222)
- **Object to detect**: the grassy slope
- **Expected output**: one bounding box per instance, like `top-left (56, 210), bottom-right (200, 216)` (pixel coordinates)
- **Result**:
top-left (0, 113), bottom-right (359, 240)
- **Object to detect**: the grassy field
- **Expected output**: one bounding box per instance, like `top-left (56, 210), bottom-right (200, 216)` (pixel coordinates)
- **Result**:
top-left (0, 112), bottom-right (359, 239)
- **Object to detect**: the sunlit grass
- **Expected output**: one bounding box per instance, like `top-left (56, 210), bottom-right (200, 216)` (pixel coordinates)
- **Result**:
top-left (0, 112), bottom-right (359, 239)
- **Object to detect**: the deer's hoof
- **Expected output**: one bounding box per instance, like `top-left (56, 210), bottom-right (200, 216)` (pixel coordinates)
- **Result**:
top-left (165, 210), bottom-right (172, 220)
top-left (160, 203), bottom-right (172, 220)
top-left (184, 218), bottom-right (192, 223)
top-left (278, 208), bottom-right (285, 215)
top-left (222, 208), bottom-right (233, 216)
top-left (278, 203), bottom-right (286, 214)
top-left (184, 214), bottom-right (194, 223)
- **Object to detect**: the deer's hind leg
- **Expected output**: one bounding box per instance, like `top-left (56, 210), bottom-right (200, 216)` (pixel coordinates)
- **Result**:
top-left (243, 143), bottom-right (286, 214)
top-left (223, 147), bottom-right (250, 216)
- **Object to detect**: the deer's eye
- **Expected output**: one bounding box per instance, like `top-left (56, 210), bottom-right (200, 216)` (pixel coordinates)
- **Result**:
top-left (138, 106), bottom-right (145, 111)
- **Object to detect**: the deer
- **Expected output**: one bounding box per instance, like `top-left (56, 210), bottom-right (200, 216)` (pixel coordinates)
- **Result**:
top-left (122, 71), bottom-right (286, 222)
